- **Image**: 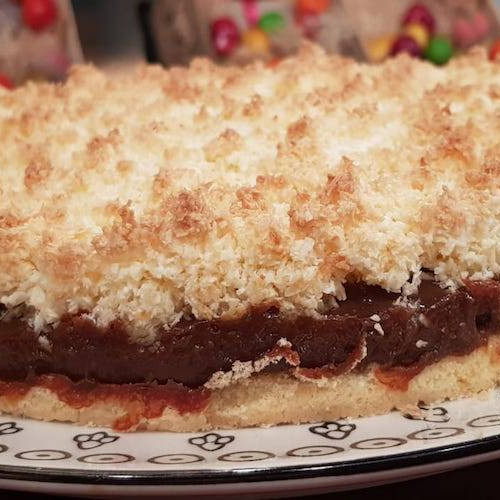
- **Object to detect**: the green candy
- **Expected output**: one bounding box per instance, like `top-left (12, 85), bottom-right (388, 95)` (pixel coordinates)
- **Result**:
top-left (424, 36), bottom-right (454, 65)
top-left (258, 12), bottom-right (285, 33)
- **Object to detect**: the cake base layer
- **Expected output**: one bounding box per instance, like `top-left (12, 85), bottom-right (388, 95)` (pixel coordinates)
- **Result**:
top-left (1, 336), bottom-right (500, 432)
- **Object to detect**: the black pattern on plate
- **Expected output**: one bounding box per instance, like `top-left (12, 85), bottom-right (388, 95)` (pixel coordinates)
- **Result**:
top-left (188, 432), bottom-right (235, 452)
top-left (0, 421), bottom-right (23, 435)
top-left (0, 444), bottom-right (7, 454)
top-left (73, 431), bottom-right (119, 450)
top-left (309, 421), bottom-right (356, 440)
top-left (468, 415), bottom-right (500, 428)
top-left (351, 438), bottom-right (407, 450)
top-left (287, 445), bottom-right (344, 457)
top-left (148, 453), bottom-right (204, 465)
top-left (407, 427), bottom-right (464, 440)
top-left (77, 453), bottom-right (134, 464)
top-left (403, 404), bottom-right (450, 423)
top-left (15, 450), bottom-right (71, 461)
top-left (218, 451), bottom-right (275, 462)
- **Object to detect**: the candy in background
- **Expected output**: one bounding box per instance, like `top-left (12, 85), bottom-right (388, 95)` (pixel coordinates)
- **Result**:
top-left (149, 0), bottom-right (500, 65)
top-left (2, 0), bottom-right (500, 88)
top-left (0, 0), bottom-right (82, 87)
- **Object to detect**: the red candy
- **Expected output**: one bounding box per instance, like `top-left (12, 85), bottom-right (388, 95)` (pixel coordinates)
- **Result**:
top-left (455, 12), bottom-right (491, 48)
top-left (22, 0), bottom-right (58, 32)
top-left (295, 10), bottom-right (321, 38)
top-left (453, 18), bottom-right (476, 47)
top-left (402, 3), bottom-right (435, 35)
top-left (391, 35), bottom-right (421, 57)
top-left (211, 17), bottom-right (240, 56)
top-left (472, 11), bottom-right (490, 39)
top-left (0, 74), bottom-right (13, 90)
top-left (242, 0), bottom-right (259, 26)
top-left (490, 39), bottom-right (500, 61)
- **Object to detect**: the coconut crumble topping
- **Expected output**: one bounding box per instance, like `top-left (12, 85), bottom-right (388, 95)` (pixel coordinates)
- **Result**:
top-left (1, 44), bottom-right (500, 341)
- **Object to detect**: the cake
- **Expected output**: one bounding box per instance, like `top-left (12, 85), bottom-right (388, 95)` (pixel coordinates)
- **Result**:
top-left (1, 43), bottom-right (500, 431)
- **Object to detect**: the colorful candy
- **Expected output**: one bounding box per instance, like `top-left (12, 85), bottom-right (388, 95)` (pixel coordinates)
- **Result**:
top-left (22, 0), bottom-right (58, 32)
top-left (295, 10), bottom-right (322, 39)
top-left (402, 4), bottom-right (435, 35)
top-left (452, 18), bottom-right (477, 47)
top-left (490, 39), bottom-right (500, 61)
top-left (391, 35), bottom-right (421, 57)
top-left (242, 0), bottom-right (259, 27)
top-left (404, 22), bottom-right (429, 49)
top-left (370, 3), bottom-right (461, 65)
top-left (294, 0), bottom-right (330, 38)
top-left (453, 12), bottom-right (491, 48)
top-left (258, 12), bottom-right (285, 34)
top-left (471, 11), bottom-right (490, 39)
top-left (0, 74), bottom-right (13, 90)
top-left (424, 36), bottom-right (454, 65)
top-left (295, 0), bottom-right (330, 16)
top-left (211, 17), bottom-right (240, 56)
top-left (242, 27), bottom-right (270, 54)
top-left (366, 35), bottom-right (394, 62)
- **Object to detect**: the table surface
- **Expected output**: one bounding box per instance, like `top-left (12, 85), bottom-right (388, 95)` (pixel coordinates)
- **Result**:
top-left (0, 457), bottom-right (498, 499)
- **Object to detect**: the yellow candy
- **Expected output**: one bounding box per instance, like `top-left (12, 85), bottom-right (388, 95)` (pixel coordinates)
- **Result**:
top-left (365, 35), bottom-right (394, 62)
top-left (242, 28), bottom-right (270, 54)
top-left (404, 22), bottom-right (429, 49)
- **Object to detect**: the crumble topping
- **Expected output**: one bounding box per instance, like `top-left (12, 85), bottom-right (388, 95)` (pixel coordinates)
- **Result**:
top-left (1, 43), bottom-right (500, 340)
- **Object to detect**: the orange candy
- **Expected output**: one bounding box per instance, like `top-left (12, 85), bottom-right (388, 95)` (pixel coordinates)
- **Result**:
top-left (366, 35), bottom-right (395, 62)
top-left (242, 28), bottom-right (270, 54)
top-left (490, 39), bottom-right (500, 61)
top-left (296, 0), bottom-right (330, 15)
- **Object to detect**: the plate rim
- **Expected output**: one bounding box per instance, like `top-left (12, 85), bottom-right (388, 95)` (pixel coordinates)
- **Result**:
top-left (0, 434), bottom-right (499, 485)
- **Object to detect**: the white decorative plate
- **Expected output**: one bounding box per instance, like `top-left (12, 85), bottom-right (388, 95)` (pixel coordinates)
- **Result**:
top-left (1, 390), bottom-right (500, 497)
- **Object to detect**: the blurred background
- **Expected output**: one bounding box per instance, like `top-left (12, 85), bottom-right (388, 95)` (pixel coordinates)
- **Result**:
top-left (2, 0), bottom-right (500, 87)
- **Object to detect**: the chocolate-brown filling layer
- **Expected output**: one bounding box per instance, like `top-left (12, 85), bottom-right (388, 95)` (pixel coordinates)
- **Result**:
top-left (1, 280), bottom-right (499, 388)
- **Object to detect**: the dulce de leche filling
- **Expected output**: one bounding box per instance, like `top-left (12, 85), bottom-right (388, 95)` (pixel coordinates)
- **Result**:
top-left (0, 279), bottom-right (500, 390)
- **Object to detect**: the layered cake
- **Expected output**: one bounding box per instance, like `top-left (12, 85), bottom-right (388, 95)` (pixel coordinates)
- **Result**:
top-left (2, 43), bottom-right (500, 431)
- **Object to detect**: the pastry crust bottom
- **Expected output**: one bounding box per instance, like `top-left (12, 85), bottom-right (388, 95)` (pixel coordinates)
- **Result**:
top-left (1, 336), bottom-right (500, 432)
